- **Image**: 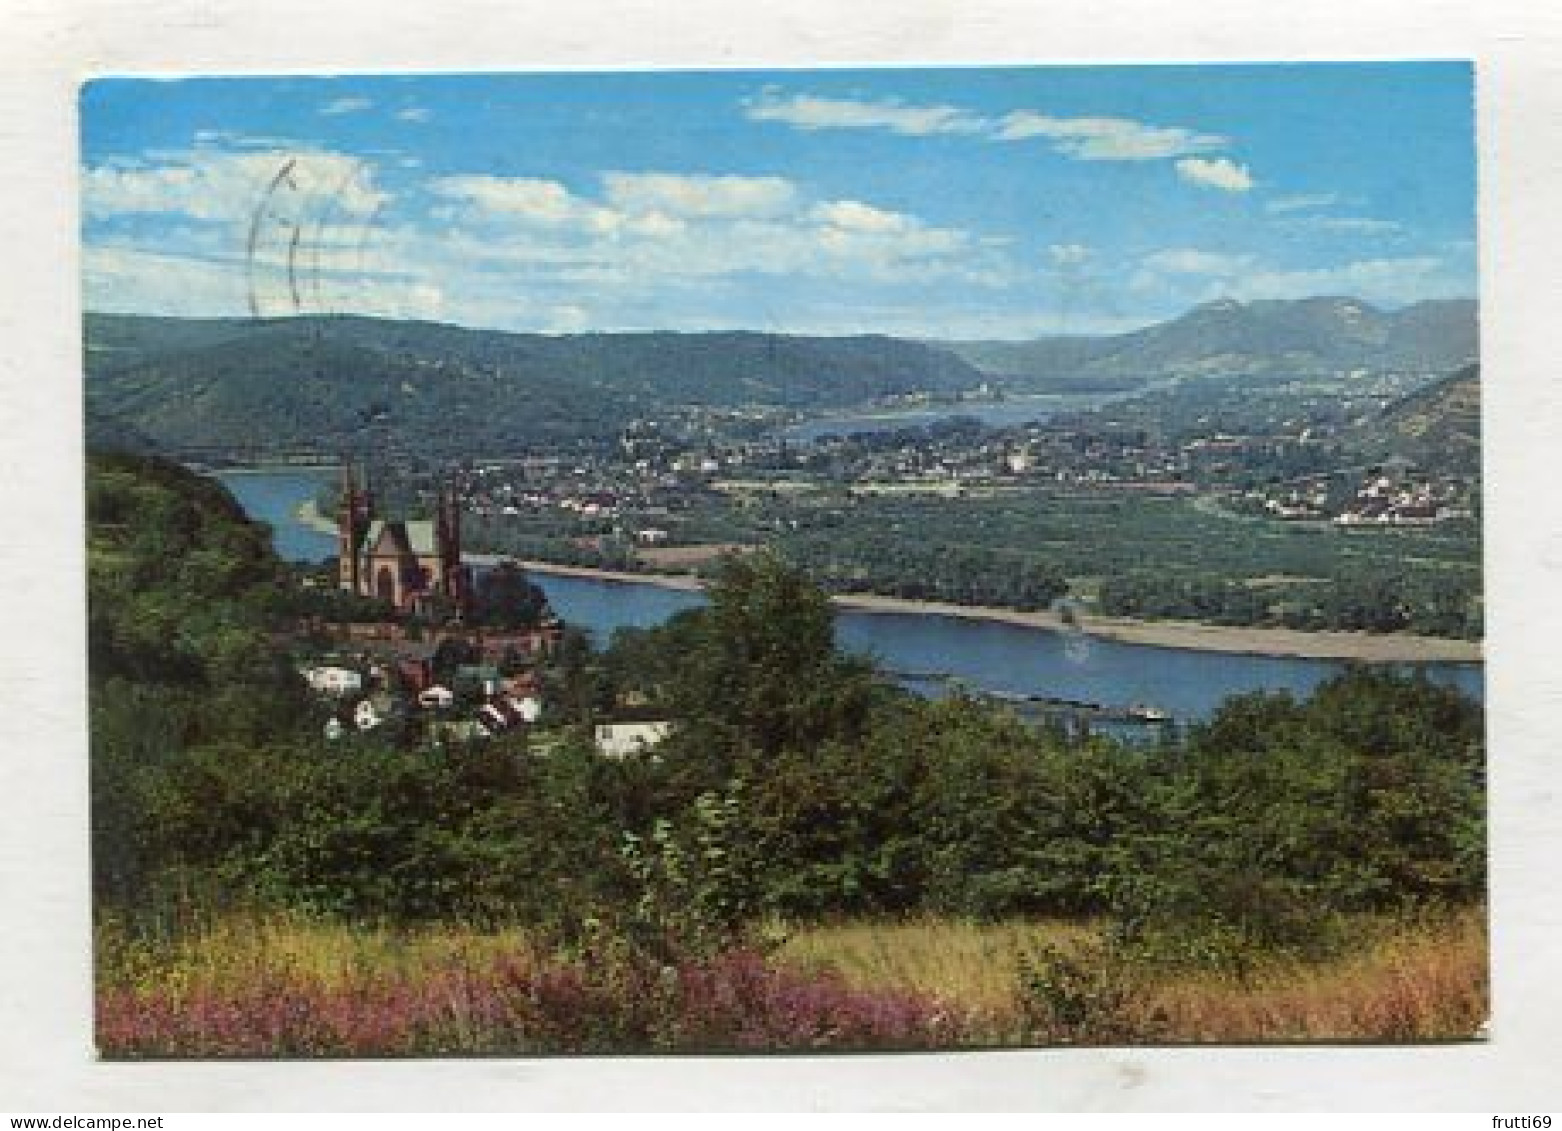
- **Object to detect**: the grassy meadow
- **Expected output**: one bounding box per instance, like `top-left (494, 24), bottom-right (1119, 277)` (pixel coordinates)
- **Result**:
top-left (783, 910), bottom-right (1488, 1044)
top-left (95, 908), bottom-right (1487, 1056)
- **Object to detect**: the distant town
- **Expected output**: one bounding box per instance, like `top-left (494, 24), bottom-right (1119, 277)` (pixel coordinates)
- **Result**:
top-left (257, 349), bottom-right (1480, 760)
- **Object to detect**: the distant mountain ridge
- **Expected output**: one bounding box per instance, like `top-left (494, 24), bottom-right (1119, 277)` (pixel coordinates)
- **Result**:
top-left (84, 296), bottom-right (1479, 459)
top-left (945, 297), bottom-right (1478, 385)
top-left (84, 313), bottom-right (988, 457)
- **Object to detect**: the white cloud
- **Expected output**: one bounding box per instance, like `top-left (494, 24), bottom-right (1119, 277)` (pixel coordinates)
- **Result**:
top-left (602, 172), bottom-right (798, 219)
top-left (426, 170), bottom-right (997, 297)
top-left (744, 91), bottom-right (987, 137)
top-left (1047, 243), bottom-right (1093, 267)
top-left (809, 199), bottom-right (913, 234)
top-left (1141, 248), bottom-right (1254, 276)
top-left (83, 147), bottom-right (389, 223)
top-left (320, 96), bottom-right (373, 116)
top-left (1265, 192), bottom-right (1338, 214)
top-left (396, 107), bottom-right (433, 123)
top-left (410, 198), bottom-right (1004, 329)
top-left (84, 162), bottom-right (210, 219)
top-left (430, 172), bottom-right (806, 241)
top-left (186, 130), bottom-right (312, 151)
top-left (83, 146), bottom-right (1016, 331)
top-left (84, 243), bottom-right (249, 316)
top-left (544, 304), bottom-right (592, 333)
top-left (995, 112), bottom-right (1224, 161)
top-left (430, 175), bottom-right (596, 225)
top-left (812, 217), bottom-right (970, 265)
top-left (1236, 256), bottom-right (1453, 304)
top-left (1131, 248), bottom-right (1468, 310)
top-left (746, 303), bottom-right (1147, 340)
top-left (420, 169), bottom-right (988, 285)
top-left (746, 90), bottom-right (1233, 168)
top-left (1175, 156), bottom-right (1255, 192)
top-left (83, 145), bottom-right (403, 318)
top-left (624, 211), bottom-right (686, 238)
top-left (1279, 215), bottom-right (1403, 236)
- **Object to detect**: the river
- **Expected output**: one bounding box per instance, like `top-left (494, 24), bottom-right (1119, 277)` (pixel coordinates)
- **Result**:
top-left (216, 466), bottom-right (341, 562)
top-left (524, 571), bottom-right (1482, 720)
top-left (214, 467), bottom-right (1484, 721)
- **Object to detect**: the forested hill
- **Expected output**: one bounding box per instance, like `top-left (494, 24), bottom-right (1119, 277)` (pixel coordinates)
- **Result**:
top-left (84, 313), bottom-right (987, 457)
top-left (83, 300), bottom-right (1479, 458)
top-left (945, 297), bottom-right (1478, 386)
top-left (1360, 361), bottom-right (1481, 473)
top-left (87, 450), bottom-right (294, 687)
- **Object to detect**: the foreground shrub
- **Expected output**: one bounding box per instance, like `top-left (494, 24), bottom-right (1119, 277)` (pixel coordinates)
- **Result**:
top-left (1014, 941), bottom-right (1167, 1044)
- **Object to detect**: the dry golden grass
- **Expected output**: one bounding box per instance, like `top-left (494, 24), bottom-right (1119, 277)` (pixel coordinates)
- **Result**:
top-left (96, 912), bottom-right (541, 997)
top-left (1143, 908), bottom-right (1489, 1042)
top-left (779, 915), bottom-right (1096, 1016)
top-left (781, 906), bottom-right (1489, 1043)
top-left (98, 907), bottom-right (1487, 1045)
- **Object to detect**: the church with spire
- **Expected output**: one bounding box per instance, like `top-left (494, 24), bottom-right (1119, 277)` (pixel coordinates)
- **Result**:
top-left (337, 464), bottom-right (472, 620)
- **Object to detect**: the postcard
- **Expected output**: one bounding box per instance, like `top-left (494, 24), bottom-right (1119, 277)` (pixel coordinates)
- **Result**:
top-left (82, 63), bottom-right (1485, 1057)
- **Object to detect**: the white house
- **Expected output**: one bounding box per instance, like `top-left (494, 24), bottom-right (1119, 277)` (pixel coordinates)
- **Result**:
top-left (476, 703), bottom-right (510, 736)
top-left (593, 720), bottom-right (673, 758)
top-left (304, 665), bottom-right (364, 696)
top-left (417, 685), bottom-right (455, 710)
top-left (353, 698), bottom-right (383, 731)
top-left (471, 694), bottom-right (544, 738)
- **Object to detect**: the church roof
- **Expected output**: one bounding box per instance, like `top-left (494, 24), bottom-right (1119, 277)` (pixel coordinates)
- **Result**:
top-left (405, 520), bottom-right (438, 555)
top-left (364, 518), bottom-right (439, 557)
top-left (363, 519), bottom-right (398, 554)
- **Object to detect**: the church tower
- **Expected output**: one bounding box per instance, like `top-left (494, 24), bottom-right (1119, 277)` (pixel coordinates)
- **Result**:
top-left (337, 461), bottom-right (373, 594)
top-left (435, 479), bottom-right (470, 618)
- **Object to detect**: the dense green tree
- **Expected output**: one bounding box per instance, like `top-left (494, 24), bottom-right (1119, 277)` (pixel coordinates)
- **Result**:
top-left (1104, 668), bottom-right (1486, 960)
top-left (658, 552), bottom-right (882, 773)
top-left (470, 560), bottom-right (549, 629)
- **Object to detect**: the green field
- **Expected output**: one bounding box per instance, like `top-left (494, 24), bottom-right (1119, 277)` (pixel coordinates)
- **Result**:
top-left (473, 484), bottom-right (1482, 636)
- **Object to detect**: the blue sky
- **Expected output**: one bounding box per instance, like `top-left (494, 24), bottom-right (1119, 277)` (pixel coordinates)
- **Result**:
top-left (81, 63), bottom-right (1475, 337)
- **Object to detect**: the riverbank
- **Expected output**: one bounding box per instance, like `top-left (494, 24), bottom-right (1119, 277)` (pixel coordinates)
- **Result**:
top-left (513, 559), bottom-right (1483, 663)
top-left (293, 507), bottom-right (1479, 663)
top-left (292, 498), bottom-right (340, 537)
